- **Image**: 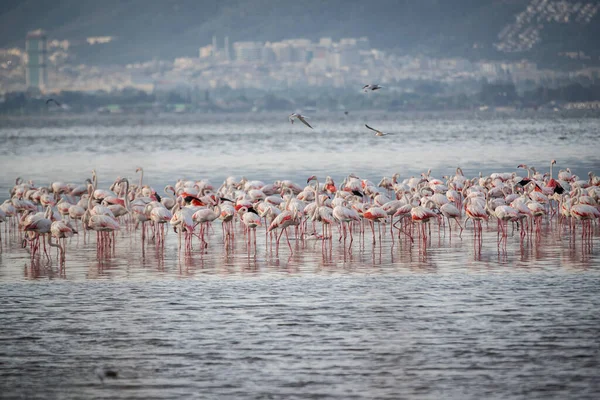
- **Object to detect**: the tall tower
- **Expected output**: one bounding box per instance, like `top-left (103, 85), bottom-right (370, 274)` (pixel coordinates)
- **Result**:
top-left (26, 29), bottom-right (48, 90)
top-left (224, 36), bottom-right (230, 61)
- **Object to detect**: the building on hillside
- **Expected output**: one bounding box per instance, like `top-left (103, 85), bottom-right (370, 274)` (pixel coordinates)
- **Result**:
top-left (233, 41), bottom-right (263, 63)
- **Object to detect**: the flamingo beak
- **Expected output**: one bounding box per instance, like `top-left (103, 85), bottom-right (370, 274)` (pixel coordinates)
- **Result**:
top-left (307, 175), bottom-right (316, 183)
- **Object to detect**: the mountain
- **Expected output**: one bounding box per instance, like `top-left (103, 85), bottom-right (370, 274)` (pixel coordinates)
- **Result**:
top-left (1, 0), bottom-right (599, 67)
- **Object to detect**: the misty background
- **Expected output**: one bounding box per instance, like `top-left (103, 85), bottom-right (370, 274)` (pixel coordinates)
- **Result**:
top-left (1, 0), bottom-right (600, 113)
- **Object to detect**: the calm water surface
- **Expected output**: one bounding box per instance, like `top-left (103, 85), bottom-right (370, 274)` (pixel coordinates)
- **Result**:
top-left (0, 112), bottom-right (599, 399)
top-left (1, 111), bottom-right (599, 195)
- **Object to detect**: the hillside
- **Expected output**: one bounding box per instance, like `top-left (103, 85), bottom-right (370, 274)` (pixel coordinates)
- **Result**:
top-left (1, 0), bottom-right (598, 67)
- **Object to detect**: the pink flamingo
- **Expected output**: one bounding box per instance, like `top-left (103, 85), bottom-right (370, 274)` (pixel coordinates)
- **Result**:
top-left (87, 214), bottom-right (119, 253)
top-left (219, 203), bottom-right (236, 241)
top-left (50, 220), bottom-right (76, 264)
top-left (170, 203), bottom-right (195, 252)
top-left (307, 176), bottom-right (335, 239)
top-left (239, 206), bottom-right (262, 254)
top-left (149, 204), bottom-right (172, 244)
top-left (527, 201), bottom-right (546, 234)
top-left (465, 198), bottom-right (488, 238)
top-left (192, 205), bottom-right (221, 248)
top-left (392, 204), bottom-right (414, 242)
top-left (23, 209), bottom-right (52, 260)
top-left (410, 201), bottom-right (440, 244)
top-left (570, 201), bottom-right (600, 240)
top-left (162, 185), bottom-right (176, 210)
top-left (440, 202), bottom-right (463, 237)
top-left (267, 209), bottom-right (301, 254)
top-left (363, 206), bottom-right (387, 244)
top-left (333, 203), bottom-right (361, 243)
top-left (493, 204), bottom-right (519, 245)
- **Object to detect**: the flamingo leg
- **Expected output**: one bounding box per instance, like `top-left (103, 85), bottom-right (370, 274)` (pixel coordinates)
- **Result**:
top-left (285, 228), bottom-right (293, 252)
top-left (456, 218), bottom-right (463, 238)
top-left (276, 228), bottom-right (284, 253)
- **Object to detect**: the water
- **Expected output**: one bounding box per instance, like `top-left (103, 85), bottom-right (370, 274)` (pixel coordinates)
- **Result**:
top-left (1, 111), bottom-right (599, 399)
top-left (1, 275), bottom-right (598, 399)
top-left (1, 111), bottom-right (599, 196)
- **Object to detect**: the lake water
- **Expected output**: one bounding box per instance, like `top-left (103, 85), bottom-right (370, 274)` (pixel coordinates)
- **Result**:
top-left (0, 111), bottom-right (599, 399)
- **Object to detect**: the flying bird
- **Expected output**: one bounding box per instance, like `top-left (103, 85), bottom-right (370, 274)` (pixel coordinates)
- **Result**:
top-left (46, 98), bottom-right (62, 107)
top-left (363, 84), bottom-right (382, 92)
top-left (365, 124), bottom-right (391, 137)
top-left (289, 113), bottom-right (313, 129)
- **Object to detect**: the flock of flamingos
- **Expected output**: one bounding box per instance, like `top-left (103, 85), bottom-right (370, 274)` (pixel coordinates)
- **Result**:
top-left (1, 162), bottom-right (599, 267)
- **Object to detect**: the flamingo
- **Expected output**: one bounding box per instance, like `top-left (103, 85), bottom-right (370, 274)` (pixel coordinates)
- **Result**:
top-left (88, 214), bottom-right (120, 252)
top-left (136, 167), bottom-right (145, 191)
top-left (570, 201), bottom-right (600, 240)
top-left (50, 181), bottom-right (68, 198)
top-left (558, 168), bottom-right (572, 182)
top-left (494, 205), bottom-right (519, 244)
top-left (69, 180), bottom-right (91, 197)
top-left (106, 202), bottom-right (128, 219)
top-left (278, 180), bottom-right (304, 195)
top-left (324, 176), bottom-right (337, 195)
top-left (446, 183), bottom-right (463, 206)
top-left (410, 201), bottom-right (440, 243)
top-left (589, 171), bottom-right (600, 186)
top-left (332, 203), bottom-right (361, 243)
top-left (91, 170), bottom-right (116, 201)
top-left (258, 203), bottom-right (281, 234)
top-left (131, 197), bottom-right (151, 240)
top-left (23, 209), bottom-right (52, 260)
top-left (192, 205), bottom-right (221, 248)
top-left (148, 204), bottom-right (172, 243)
top-left (392, 203), bottom-right (414, 242)
top-left (267, 208), bottom-right (301, 253)
top-left (239, 206), bottom-right (262, 254)
top-left (465, 197), bottom-right (488, 237)
top-left (50, 220), bottom-right (76, 264)
top-left (363, 205), bottom-right (387, 244)
top-left (219, 202), bottom-right (236, 240)
top-left (1, 199), bottom-right (17, 219)
top-left (527, 201), bottom-right (546, 234)
top-left (82, 182), bottom-right (119, 251)
top-left (56, 198), bottom-right (72, 218)
top-left (510, 197), bottom-right (533, 238)
top-left (440, 202), bottom-right (463, 237)
top-left (161, 186), bottom-right (176, 210)
top-left (68, 203), bottom-right (86, 231)
top-left (170, 204), bottom-right (195, 252)
top-left (307, 176), bottom-right (335, 239)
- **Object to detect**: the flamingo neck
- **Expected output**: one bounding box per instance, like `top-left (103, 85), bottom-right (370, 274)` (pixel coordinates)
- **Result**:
top-left (138, 169), bottom-right (143, 189)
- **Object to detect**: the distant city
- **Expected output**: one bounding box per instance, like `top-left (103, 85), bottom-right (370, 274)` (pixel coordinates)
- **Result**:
top-left (2, 30), bottom-right (600, 95)
top-left (1, 1), bottom-right (600, 115)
